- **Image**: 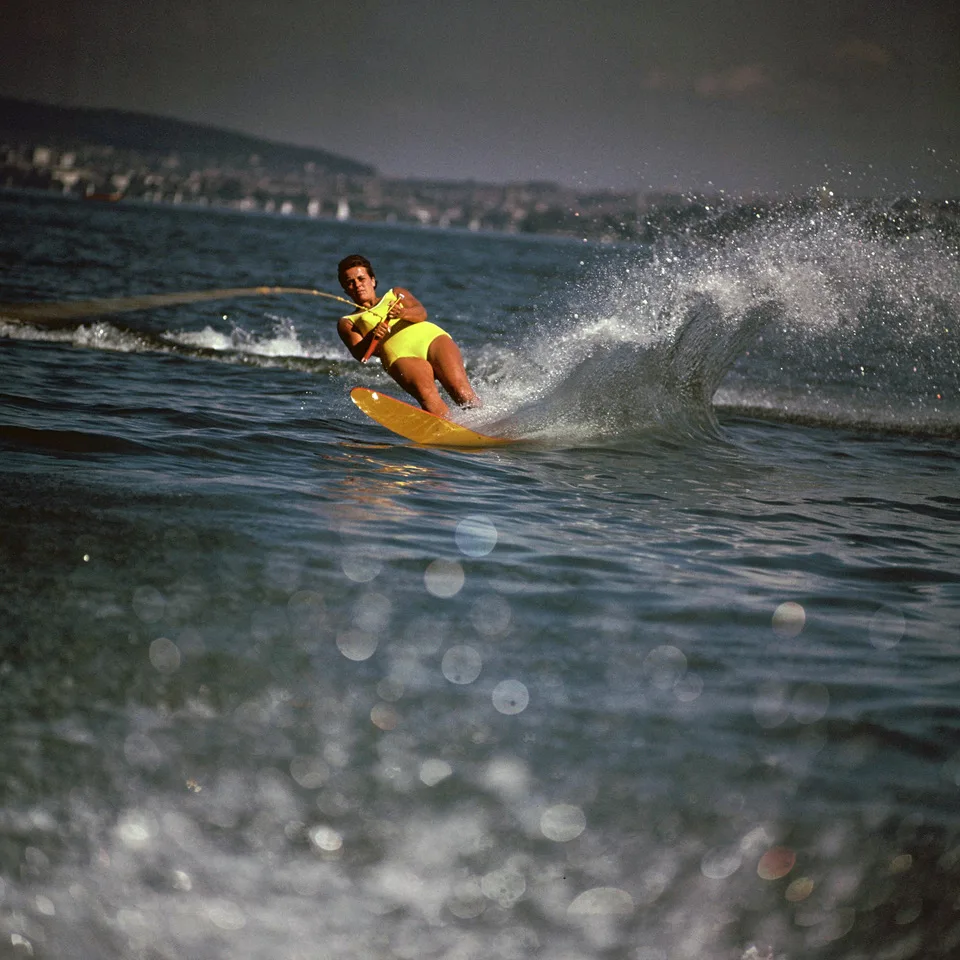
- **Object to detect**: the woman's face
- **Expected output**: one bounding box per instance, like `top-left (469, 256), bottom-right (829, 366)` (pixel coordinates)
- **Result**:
top-left (341, 266), bottom-right (377, 305)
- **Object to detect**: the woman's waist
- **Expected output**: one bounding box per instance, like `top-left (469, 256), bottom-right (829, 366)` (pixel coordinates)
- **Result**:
top-left (382, 319), bottom-right (448, 341)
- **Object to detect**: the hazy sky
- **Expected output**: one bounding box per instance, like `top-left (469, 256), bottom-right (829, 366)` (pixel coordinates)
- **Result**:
top-left (3, 0), bottom-right (958, 195)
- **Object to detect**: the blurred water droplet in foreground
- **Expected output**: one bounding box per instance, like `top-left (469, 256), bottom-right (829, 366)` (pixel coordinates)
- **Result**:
top-left (425, 559), bottom-right (465, 598)
top-left (567, 886), bottom-right (634, 915)
top-left (786, 877), bottom-right (815, 901)
top-left (353, 592), bottom-right (391, 633)
top-left (456, 515), bottom-right (498, 557)
top-left (791, 683), bottom-right (830, 724)
top-left (289, 756), bottom-right (329, 789)
top-left (287, 591), bottom-right (325, 639)
top-left (441, 645), bottom-right (482, 684)
top-left (674, 672), bottom-right (704, 702)
top-left (701, 845), bottom-right (742, 880)
top-left (869, 605), bottom-right (906, 650)
top-left (207, 899), bottom-right (245, 930)
top-left (540, 804), bottom-right (586, 842)
top-left (772, 601), bottom-right (806, 638)
top-left (753, 682), bottom-right (790, 729)
top-left (492, 679), bottom-right (529, 715)
top-left (470, 593), bottom-right (511, 636)
top-left (341, 546), bottom-right (382, 582)
top-left (115, 811), bottom-right (157, 849)
top-left (309, 825), bottom-right (342, 852)
top-left (149, 637), bottom-right (181, 674)
top-left (481, 866), bottom-right (526, 906)
top-left (446, 877), bottom-right (486, 918)
top-left (420, 758), bottom-right (453, 786)
top-left (376, 677), bottom-right (404, 702)
top-left (757, 847), bottom-right (796, 880)
top-left (132, 586), bottom-right (165, 623)
top-left (370, 702), bottom-right (400, 730)
top-left (336, 630), bottom-right (378, 662)
top-left (643, 645), bottom-right (687, 690)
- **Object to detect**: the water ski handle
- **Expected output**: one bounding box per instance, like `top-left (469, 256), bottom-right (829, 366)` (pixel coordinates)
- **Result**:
top-left (360, 293), bottom-right (403, 363)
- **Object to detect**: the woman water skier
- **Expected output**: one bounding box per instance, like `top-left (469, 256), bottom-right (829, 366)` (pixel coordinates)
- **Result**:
top-left (336, 254), bottom-right (479, 416)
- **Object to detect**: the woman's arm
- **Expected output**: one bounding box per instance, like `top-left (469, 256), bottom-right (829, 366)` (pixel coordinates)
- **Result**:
top-left (337, 316), bottom-right (380, 363)
top-left (388, 287), bottom-right (427, 323)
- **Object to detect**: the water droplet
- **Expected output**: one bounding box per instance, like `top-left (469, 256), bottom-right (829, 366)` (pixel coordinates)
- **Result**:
top-left (869, 605), bottom-right (906, 650)
top-left (456, 515), bottom-right (498, 557)
top-left (370, 702), bottom-right (399, 730)
top-left (149, 637), bottom-right (181, 674)
top-left (894, 899), bottom-right (922, 925)
top-left (425, 559), bottom-right (465, 598)
top-left (483, 756), bottom-right (529, 797)
top-left (441, 645), bottom-right (482, 684)
top-left (890, 853), bottom-right (913, 874)
top-left (207, 899), bottom-right (245, 930)
top-left (336, 630), bottom-right (378, 661)
top-left (807, 907), bottom-right (855, 945)
top-left (289, 757), bottom-right (329, 789)
top-left (480, 866), bottom-right (526, 906)
top-left (635, 869), bottom-right (670, 905)
top-left (753, 682), bottom-right (790, 728)
top-left (446, 877), bottom-right (486, 918)
top-left (757, 847), bottom-right (796, 880)
top-left (785, 877), bottom-right (814, 902)
top-left (420, 758), bottom-right (453, 786)
top-left (35, 895), bottom-right (55, 916)
top-left (469, 593), bottom-right (511, 636)
top-left (376, 678), bottom-right (404, 702)
top-left (772, 601), bottom-right (805, 638)
top-left (791, 683), bottom-right (830, 724)
top-left (341, 547), bottom-right (382, 583)
top-left (674, 672), bottom-right (703, 702)
top-left (540, 804), bottom-right (586, 842)
top-left (353, 592), bottom-right (391, 633)
top-left (115, 811), bottom-right (157, 849)
top-left (309, 825), bottom-right (343, 852)
top-left (700, 845), bottom-right (742, 880)
top-left (10, 933), bottom-right (33, 955)
top-left (492, 679), bottom-right (529, 714)
top-left (567, 886), bottom-right (634, 915)
top-left (132, 586), bottom-right (165, 623)
top-left (643, 645), bottom-right (687, 689)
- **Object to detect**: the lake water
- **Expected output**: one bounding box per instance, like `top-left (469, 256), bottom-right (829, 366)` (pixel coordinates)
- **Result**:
top-left (1, 191), bottom-right (959, 959)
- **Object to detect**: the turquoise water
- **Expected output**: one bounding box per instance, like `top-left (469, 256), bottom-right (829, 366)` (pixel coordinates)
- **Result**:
top-left (1, 192), bottom-right (959, 958)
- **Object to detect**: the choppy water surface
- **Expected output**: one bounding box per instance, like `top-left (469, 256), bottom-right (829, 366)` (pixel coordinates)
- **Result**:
top-left (1, 192), bottom-right (959, 959)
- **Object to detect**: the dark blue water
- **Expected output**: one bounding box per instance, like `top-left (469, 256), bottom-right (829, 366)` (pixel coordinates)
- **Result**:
top-left (1, 191), bottom-right (959, 959)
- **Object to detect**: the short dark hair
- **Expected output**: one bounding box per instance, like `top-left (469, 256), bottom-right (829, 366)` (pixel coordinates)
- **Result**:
top-left (337, 254), bottom-right (375, 284)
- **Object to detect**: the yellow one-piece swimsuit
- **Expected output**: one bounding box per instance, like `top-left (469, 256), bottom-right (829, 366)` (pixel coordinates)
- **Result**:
top-left (344, 289), bottom-right (449, 368)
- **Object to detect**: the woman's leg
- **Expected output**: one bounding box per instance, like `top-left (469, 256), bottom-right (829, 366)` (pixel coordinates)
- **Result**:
top-left (387, 356), bottom-right (449, 416)
top-left (427, 336), bottom-right (479, 406)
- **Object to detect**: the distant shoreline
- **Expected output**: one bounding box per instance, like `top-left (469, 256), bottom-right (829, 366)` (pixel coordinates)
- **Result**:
top-left (2, 176), bottom-right (957, 247)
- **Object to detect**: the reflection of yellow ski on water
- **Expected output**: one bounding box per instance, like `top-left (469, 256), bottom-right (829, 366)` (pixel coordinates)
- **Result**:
top-left (350, 387), bottom-right (514, 448)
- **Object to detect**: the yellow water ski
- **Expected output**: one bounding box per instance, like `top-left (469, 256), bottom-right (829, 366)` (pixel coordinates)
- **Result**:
top-left (350, 387), bottom-right (513, 447)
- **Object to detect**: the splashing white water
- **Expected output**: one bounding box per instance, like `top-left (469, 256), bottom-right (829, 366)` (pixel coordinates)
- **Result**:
top-left (470, 204), bottom-right (960, 440)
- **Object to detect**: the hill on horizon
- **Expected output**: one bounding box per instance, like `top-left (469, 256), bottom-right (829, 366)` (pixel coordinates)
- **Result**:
top-left (0, 96), bottom-right (376, 177)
